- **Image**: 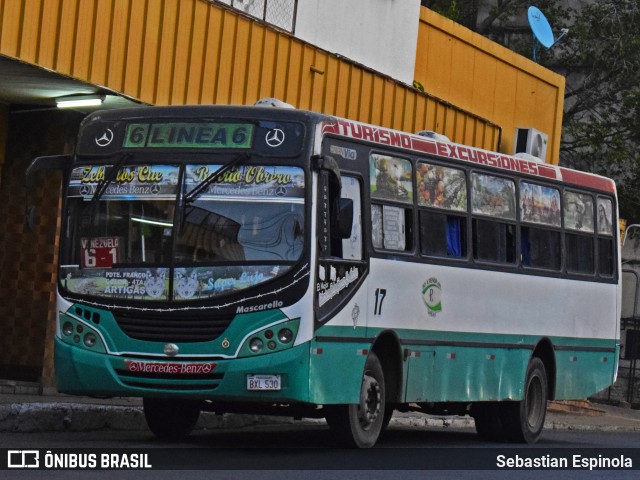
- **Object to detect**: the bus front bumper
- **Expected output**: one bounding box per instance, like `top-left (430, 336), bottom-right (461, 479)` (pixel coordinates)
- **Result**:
top-left (54, 337), bottom-right (311, 403)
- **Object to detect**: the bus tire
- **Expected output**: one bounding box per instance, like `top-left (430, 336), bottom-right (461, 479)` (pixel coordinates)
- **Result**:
top-left (143, 398), bottom-right (200, 440)
top-left (325, 352), bottom-right (386, 448)
top-left (501, 356), bottom-right (548, 443)
top-left (472, 402), bottom-right (507, 442)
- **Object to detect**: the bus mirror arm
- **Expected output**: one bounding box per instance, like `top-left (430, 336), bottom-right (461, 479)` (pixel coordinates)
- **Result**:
top-left (24, 154), bottom-right (72, 231)
top-left (314, 155), bottom-right (353, 239)
top-left (313, 155), bottom-right (341, 191)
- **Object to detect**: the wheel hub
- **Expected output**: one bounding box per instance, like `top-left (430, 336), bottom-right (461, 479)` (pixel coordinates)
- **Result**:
top-left (358, 375), bottom-right (381, 427)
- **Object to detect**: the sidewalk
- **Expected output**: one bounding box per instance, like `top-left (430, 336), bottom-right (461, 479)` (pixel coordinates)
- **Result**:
top-left (2, 382), bottom-right (640, 434)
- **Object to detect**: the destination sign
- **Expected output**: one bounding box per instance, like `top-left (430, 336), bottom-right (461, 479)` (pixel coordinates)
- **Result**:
top-left (124, 122), bottom-right (254, 149)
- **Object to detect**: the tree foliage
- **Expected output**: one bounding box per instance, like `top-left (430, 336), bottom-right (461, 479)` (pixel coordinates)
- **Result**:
top-left (423, 0), bottom-right (640, 220)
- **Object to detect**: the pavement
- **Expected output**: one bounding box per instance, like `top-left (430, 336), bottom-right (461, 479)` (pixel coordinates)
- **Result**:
top-left (2, 380), bottom-right (640, 434)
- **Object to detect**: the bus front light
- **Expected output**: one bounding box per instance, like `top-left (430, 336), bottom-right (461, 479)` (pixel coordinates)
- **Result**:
top-left (62, 322), bottom-right (74, 336)
top-left (249, 338), bottom-right (264, 353)
top-left (83, 332), bottom-right (97, 348)
top-left (278, 328), bottom-right (293, 344)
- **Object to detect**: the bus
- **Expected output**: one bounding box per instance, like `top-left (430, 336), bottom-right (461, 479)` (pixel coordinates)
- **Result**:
top-left (27, 101), bottom-right (620, 447)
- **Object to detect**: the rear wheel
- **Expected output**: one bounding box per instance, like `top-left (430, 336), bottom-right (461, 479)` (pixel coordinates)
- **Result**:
top-left (143, 398), bottom-right (200, 440)
top-left (325, 352), bottom-right (386, 448)
top-left (501, 356), bottom-right (548, 443)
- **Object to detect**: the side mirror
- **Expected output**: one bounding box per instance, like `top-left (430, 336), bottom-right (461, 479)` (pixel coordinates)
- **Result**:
top-left (24, 154), bottom-right (73, 230)
top-left (332, 197), bottom-right (353, 239)
top-left (25, 154), bottom-right (72, 188)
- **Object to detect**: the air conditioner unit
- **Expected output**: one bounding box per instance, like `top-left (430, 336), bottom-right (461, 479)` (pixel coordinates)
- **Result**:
top-left (514, 128), bottom-right (548, 161)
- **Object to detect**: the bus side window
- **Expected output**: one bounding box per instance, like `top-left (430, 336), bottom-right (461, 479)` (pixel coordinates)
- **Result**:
top-left (471, 173), bottom-right (516, 265)
top-left (419, 210), bottom-right (466, 258)
top-left (338, 176), bottom-right (363, 261)
top-left (564, 191), bottom-right (595, 275)
top-left (369, 153), bottom-right (414, 253)
top-left (322, 174), bottom-right (363, 260)
top-left (371, 204), bottom-right (413, 252)
top-left (597, 197), bottom-right (615, 277)
top-left (416, 162), bottom-right (468, 259)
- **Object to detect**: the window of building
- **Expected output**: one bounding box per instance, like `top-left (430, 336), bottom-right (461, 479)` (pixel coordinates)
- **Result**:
top-left (215, 0), bottom-right (298, 33)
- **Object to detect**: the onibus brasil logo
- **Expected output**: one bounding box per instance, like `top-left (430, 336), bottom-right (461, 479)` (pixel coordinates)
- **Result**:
top-left (422, 277), bottom-right (442, 317)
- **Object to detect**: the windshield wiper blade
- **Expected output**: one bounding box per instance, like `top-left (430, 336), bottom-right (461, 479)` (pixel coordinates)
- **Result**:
top-left (184, 153), bottom-right (250, 204)
top-left (82, 153), bottom-right (133, 220)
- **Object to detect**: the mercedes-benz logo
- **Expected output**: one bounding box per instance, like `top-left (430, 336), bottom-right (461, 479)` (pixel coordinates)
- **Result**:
top-left (265, 128), bottom-right (285, 148)
top-left (164, 343), bottom-right (179, 357)
top-left (79, 185), bottom-right (91, 196)
top-left (95, 128), bottom-right (114, 147)
top-left (150, 184), bottom-right (160, 195)
top-left (275, 186), bottom-right (287, 197)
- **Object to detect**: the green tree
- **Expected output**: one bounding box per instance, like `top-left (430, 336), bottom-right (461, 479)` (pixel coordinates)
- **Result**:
top-left (423, 1), bottom-right (640, 221)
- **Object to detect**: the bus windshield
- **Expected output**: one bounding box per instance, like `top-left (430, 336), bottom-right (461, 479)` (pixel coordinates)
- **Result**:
top-left (59, 163), bottom-right (305, 302)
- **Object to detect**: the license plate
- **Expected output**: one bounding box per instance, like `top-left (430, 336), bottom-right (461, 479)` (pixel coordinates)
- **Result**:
top-left (247, 374), bottom-right (281, 391)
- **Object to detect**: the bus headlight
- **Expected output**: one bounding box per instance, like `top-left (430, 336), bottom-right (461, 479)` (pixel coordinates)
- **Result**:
top-left (62, 322), bottom-right (74, 336)
top-left (249, 338), bottom-right (264, 353)
top-left (83, 333), bottom-right (97, 348)
top-left (278, 328), bottom-right (294, 344)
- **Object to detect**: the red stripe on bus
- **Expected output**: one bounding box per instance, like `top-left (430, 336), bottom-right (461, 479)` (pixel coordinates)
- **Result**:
top-left (560, 169), bottom-right (616, 193)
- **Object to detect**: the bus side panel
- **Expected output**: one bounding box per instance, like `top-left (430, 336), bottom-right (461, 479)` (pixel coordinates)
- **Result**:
top-left (410, 346), bottom-right (528, 402)
top-left (308, 328), bottom-right (369, 405)
top-left (366, 258), bottom-right (618, 403)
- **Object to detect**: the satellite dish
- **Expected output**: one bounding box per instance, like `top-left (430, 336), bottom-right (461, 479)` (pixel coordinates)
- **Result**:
top-left (527, 6), bottom-right (568, 62)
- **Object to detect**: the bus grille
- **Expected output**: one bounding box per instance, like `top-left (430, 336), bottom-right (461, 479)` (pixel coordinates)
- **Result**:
top-left (115, 369), bottom-right (225, 391)
top-left (113, 311), bottom-right (235, 343)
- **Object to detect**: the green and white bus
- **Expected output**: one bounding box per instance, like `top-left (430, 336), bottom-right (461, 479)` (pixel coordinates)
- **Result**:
top-left (28, 102), bottom-right (620, 447)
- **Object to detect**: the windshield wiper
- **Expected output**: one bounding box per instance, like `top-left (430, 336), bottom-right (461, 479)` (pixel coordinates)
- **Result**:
top-left (82, 153), bottom-right (133, 221)
top-left (183, 153), bottom-right (250, 205)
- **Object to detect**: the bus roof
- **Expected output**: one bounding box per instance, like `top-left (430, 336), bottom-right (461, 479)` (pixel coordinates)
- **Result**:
top-left (321, 117), bottom-right (616, 195)
top-left (80, 104), bottom-right (615, 195)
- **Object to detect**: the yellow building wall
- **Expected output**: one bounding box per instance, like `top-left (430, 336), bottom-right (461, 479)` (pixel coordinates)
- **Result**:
top-left (0, 0), bottom-right (500, 151)
top-left (415, 8), bottom-right (565, 164)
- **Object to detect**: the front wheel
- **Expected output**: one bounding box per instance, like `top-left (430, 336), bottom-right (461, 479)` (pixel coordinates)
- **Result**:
top-left (325, 352), bottom-right (386, 448)
top-left (501, 356), bottom-right (548, 443)
top-left (143, 398), bottom-right (200, 440)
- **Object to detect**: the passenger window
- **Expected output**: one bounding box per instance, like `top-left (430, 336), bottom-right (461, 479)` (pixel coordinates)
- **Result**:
top-left (564, 191), bottom-right (595, 274)
top-left (520, 182), bottom-right (561, 271)
top-left (420, 210), bottom-right (466, 258)
top-left (471, 173), bottom-right (516, 264)
top-left (597, 197), bottom-right (615, 277)
top-left (417, 162), bottom-right (467, 258)
top-left (370, 153), bottom-right (413, 252)
top-left (370, 154), bottom-right (413, 204)
top-left (372, 204), bottom-right (412, 251)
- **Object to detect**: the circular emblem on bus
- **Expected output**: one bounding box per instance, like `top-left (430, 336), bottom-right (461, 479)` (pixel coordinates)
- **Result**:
top-left (164, 343), bottom-right (179, 357)
top-left (422, 278), bottom-right (442, 317)
top-left (265, 128), bottom-right (285, 147)
top-left (95, 128), bottom-right (114, 147)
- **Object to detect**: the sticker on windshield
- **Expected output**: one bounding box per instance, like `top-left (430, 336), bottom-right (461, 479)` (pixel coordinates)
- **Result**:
top-left (60, 267), bottom-right (170, 301)
top-left (184, 165), bottom-right (304, 200)
top-left (173, 265), bottom-right (286, 301)
top-left (68, 165), bottom-right (180, 200)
